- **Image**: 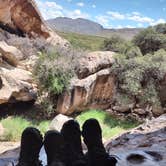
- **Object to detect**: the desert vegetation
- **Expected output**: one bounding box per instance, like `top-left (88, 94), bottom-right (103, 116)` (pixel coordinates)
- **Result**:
top-left (103, 23), bottom-right (166, 111)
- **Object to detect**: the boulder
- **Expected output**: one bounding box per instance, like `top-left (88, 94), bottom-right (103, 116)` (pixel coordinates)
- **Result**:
top-left (152, 106), bottom-right (165, 116)
top-left (0, 0), bottom-right (69, 47)
top-left (49, 114), bottom-right (73, 131)
top-left (0, 123), bottom-right (4, 136)
top-left (0, 66), bottom-right (36, 104)
top-left (57, 69), bottom-right (115, 115)
top-left (0, 41), bottom-right (23, 66)
top-left (75, 51), bottom-right (115, 79)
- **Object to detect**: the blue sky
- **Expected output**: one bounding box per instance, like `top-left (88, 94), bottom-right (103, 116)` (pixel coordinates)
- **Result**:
top-left (36, 0), bottom-right (166, 28)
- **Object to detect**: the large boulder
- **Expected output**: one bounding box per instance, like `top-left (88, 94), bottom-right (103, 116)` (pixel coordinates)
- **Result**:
top-left (0, 66), bottom-right (36, 104)
top-left (0, 40), bottom-right (38, 105)
top-left (0, 41), bottom-right (23, 66)
top-left (57, 69), bottom-right (115, 115)
top-left (75, 51), bottom-right (115, 79)
top-left (0, 0), bottom-right (69, 47)
top-left (49, 114), bottom-right (73, 131)
top-left (57, 51), bottom-right (116, 115)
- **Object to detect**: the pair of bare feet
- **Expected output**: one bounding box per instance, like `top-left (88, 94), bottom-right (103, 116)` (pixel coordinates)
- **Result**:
top-left (16, 119), bottom-right (117, 166)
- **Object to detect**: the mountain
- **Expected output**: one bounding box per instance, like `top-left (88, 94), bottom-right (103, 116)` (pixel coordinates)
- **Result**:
top-left (47, 17), bottom-right (143, 40)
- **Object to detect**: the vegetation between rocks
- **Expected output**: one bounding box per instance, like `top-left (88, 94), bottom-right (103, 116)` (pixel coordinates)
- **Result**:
top-left (103, 24), bottom-right (166, 112)
top-left (34, 47), bottom-right (85, 117)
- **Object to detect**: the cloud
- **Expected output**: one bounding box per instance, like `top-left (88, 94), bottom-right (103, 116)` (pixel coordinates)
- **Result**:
top-left (150, 18), bottom-right (166, 26)
top-left (128, 15), bottom-right (154, 24)
top-left (36, 0), bottom-right (89, 20)
top-left (66, 9), bottom-right (90, 19)
top-left (95, 15), bottom-right (111, 28)
top-left (107, 11), bottom-right (125, 20)
top-left (45, 1), bottom-right (63, 10)
top-left (77, 2), bottom-right (84, 7)
top-left (92, 4), bottom-right (96, 8)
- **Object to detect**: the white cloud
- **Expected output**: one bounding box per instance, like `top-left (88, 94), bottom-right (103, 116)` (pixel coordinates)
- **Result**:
top-left (125, 25), bottom-right (135, 28)
top-left (95, 15), bottom-right (111, 28)
top-left (66, 9), bottom-right (90, 19)
top-left (77, 2), bottom-right (84, 7)
top-left (150, 18), bottom-right (166, 26)
top-left (36, 0), bottom-right (89, 20)
top-left (107, 11), bottom-right (125, 20)
top-left (137, 23), bottom-right (143, 27)
top-left (92, 4), bottom-right (96, 8)
top-left (45, 1), bottom-right (63, 10)
top-left (132, 12), bottom-right (141, 16)
top-left (128, 15), bottom-right (154, 24)
top-left (116, 25), bottom-right (123, 29)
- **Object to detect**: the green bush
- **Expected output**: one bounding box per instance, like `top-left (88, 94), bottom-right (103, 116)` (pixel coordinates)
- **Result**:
top-left (112, 49), bottom-right (166, 106)
top-left (102, 35), bottom-right (129, 53)
top-left (133, 28), bottom-right (166, 55)
top-left (123, 45), bottom-right (143, 59)
top-left (155, 23), bottom-right (166, 34)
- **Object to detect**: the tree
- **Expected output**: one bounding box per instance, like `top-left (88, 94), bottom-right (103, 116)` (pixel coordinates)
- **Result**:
top-left (133, 28), bottom-right (166, 55)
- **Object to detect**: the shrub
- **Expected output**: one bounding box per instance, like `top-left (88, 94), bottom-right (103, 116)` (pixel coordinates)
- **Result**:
top-left (133, 28), bottom-right (166, 55)
top-left (102, 35), bottom-right (128, 53)
top-left (112, 49), bottom-right (166, 106)
top-left (34, 47), bottom-right (85, 117)
top-left (155, 23), bottom-right (166, 34)
top-left (123, 45), bottom-right (143, 59)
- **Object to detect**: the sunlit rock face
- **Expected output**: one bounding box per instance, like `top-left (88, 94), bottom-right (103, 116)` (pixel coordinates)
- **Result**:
top-left (0, 0), bottom-right (69, 47)
top-left (57, 51), bottom-right (116, 115)
top-left (0, 0), bottom-right (49, 38)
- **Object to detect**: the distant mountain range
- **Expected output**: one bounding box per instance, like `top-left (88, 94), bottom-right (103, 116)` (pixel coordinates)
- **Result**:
top-left (47, 17), bottom-right (143, 40)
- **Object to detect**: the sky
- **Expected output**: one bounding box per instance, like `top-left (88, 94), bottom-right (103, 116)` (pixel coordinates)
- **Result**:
top-left (36, 0), bottom-right (166, 29)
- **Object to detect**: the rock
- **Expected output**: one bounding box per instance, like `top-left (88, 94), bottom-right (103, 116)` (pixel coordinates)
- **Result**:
top-left (75, 51), bottom-right (115, 79)
top-left (0, 123), bottom-right (4, 136)
top-left (49, 114), bottom-right (73, 131)
top-left (112, 105), bottom-right (131, 113)
top-left (133, 108), bottom-right (147, 115)
top-left (0, 0), bottom-right (69, 47)
top-left (0, 41), bottom-right (23, 66)
top-left (57, 69), bottom-right (115, 115)
top-left (152, 106), bottom-right (165, 116)
top-left (0, 66), bottom-right (36, 104)
top-left (106, 114), bottom-right (166, 166)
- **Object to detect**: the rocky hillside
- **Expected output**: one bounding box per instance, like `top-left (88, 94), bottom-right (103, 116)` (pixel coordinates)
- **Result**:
top-left (47, 17), bottom-right (142, 40)
top-left (0, 0), bottom-right (68, 108)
